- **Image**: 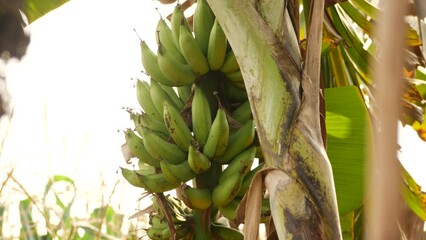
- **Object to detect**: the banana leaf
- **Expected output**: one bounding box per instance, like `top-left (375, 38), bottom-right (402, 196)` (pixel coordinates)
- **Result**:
top-left (325, 86), bottom-right (372, 215)
top-left (21, 0), bottom-right (69, 24)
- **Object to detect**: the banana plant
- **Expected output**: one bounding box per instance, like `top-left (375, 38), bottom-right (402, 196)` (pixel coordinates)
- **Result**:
top-left (207, 0), bottom-right (426, 239)
top-left (207, 0), bottom-right (342, 238)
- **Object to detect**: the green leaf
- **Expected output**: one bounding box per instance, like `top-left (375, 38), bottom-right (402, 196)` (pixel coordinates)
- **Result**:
top-left (325, 86), bottom-right (372, 215)
top-left (402, 166), bottom-right (426, 220)
top-left (19, 199), bottom-right (41, 240)
top-left (339, 1), bottom-right (374, 36)
top-left (0, 205), bottom-right (5, 237)
top-left (42, 175), bottom-right (76, 232)
top-left (22, 0), bottom-right (69, 24)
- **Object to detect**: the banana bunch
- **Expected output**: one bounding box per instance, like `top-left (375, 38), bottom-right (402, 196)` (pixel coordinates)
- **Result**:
top-left (146, 195), bottom-right (194, 240)
top-left (138, 1), bottom-right (245, 93)
top-left (119, 1), bottom-right (269, 238)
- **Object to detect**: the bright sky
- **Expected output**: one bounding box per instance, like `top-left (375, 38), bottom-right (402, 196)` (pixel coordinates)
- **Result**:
top-left (1, 0), bottom-right (425, 237)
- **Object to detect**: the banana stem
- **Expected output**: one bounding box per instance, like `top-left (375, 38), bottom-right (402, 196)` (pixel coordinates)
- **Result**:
top-left (193, 209), bottom-right (211, 240)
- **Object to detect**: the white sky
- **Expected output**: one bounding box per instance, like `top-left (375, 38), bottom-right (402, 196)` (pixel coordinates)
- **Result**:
top-left (0, 0), bottom-right (425, 236)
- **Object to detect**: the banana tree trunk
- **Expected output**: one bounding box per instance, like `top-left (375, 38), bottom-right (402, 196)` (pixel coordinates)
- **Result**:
top-left (207, 0), bottom-right (342, 239)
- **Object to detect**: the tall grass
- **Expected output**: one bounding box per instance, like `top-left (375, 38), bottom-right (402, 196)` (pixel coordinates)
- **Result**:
top-left (0, 171), bottom-right (149, 240)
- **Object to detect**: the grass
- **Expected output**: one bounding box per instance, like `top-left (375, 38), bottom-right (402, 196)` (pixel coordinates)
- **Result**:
top-left (0, 169), bottom-right (151, 240)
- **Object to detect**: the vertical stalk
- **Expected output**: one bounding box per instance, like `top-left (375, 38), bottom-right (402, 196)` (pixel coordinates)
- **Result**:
top-left (365, 1), bottom-right (407, 239)
top-left (193, 209), bottom-right (211, 240)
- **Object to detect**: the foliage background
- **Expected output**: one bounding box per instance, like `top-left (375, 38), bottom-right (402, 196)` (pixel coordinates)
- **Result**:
top-left (1, 0), bottom-right (425, 238)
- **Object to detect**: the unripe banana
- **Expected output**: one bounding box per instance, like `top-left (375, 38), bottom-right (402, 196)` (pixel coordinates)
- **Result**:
top-left (177, 84), bottom-right (193, 104)
top-left (138, 172), bottom-right (181, 193)
top-left (139, 40), bottom-right (176, 87)
top-left (193, 0), bottom-right (215, 55)
top-left (237, 162), bottom-right (264, 197)
top-left (159, 83), bottom-right (184, 110)
top-left (156, 17), bottom-right (186, 63)
top-left (140, 126), bottom-right (187, 164)
top-left (188, 144), bottom-right (211, 174)
top-left (216, 119), bottom-right (255, 164)
top-left (218, 198), bottom-right (240, 220)
top-left (131, 112), bottom-right (169, 138)
top-left (212, 172), bottom-right (244, 207)
top-left (225, 69), bottom-right (244, 85)
top-left (191, 86), bottom-right (212, 147)
top-left (149, 214), bottom-right (168, 229)
top-left (157, 44), bottom-right (197, 86)
top-left (137, 163), bottom-right (157, 176)
top-left (136, 80), bottom-right (163, 122)
top-left (220, 50), bottom-right (239, 74)
top-left (223, 79), bottom-right (248, 102)
top-left (219, 146), bottom-right (256, 184)
top-left (179, 25), bottom-right (209, 75)
top-left (123, 128), bottom-right (160, 168)
top-left (121, 168), bottom-right (146, 188)
top-left (203, 108), bottom-right (229, 159)
top-left (160, 160), bottom-right (181, 184)
top-left (147, 227), bottom-right (167, 240)
top-left (171, 3), bottom-right (191, 51)
top-left (182, 186), bottom-right (212, 210)
top-left (160, 160), bottom-right (196, 183)
top-left (163, 101), bottom-right (192, 151)
top-left (230, 100), bottom-right (252, 124)
top-left (210, 222), bottom-right (244, 240)
top-left (150, 80), bottom-right (179, 119)
top-left (207, 19), bottom-right (227, 70)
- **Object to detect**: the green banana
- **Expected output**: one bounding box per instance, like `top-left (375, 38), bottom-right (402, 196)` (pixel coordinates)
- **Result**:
top-left (188, 144), bottom-right (211, 174)
top-left (177, 84), bottom-right (193, 104)
top-left (137, 163), bottom-right (157, 176)
top-left (147, 225), bottom-right (178, 240)
top-left (157, 44), bottom-right (197, 86)
top-left (140, 126), bottom-right (187, 164)
top-left (220, 50), bottom-right (239, 74)
top-left (136, 80), bottom-right (163, 122)
top-left (163, 101), bottom-right (192, 151)
top-left (182, 186), bottom-right (212, 210)
top-left (193, 0), bottom-right (215, 55)
top-left (149, 214), bottom-right (168, 229)
top-left (216, 119), bottom-right (255, 164)
top-left (121, 168), bottom-right (146, 188)
top-left (150, 80), bottom-right (179, 118)
top-left (225, 70), bottom-right (244, 85)
top-left (160, 160), bottom-right (181, 184)
top-left (219, 146), bottom-right (256, 184)
top-left (212, 172), bottom-right (244, 207)
top-left (159, 83), bottom-right (184, 110)
top-left (237, 162), bottom-right (264, 197)
top-left (176, 84), bottom-right (192, 104)
top-left (191, 86), bottom-right (212, 147)
top-left (139, 40), bottom-right (176, 87)
top-left (131, 112), bottom-right (169, 138)
top-left (210, 223), bottom-right (244, 240)
top-left (160, 160), bottom-right (196, 183)
top-left (223, 79), bottom-right (248, 102)
top-left (156, 17), bottom-right (186, 63)
top-left (218, 198), bottom-right (240, 220)
top-left (230, 100), bottom-right (252, 124)
top-left (207, 19), bottom-right (227, 70)
top-left (171, 4), bottom-right (191, 51)
top-left (203, 108), bottom-right (229, 159)
top-left (148, 224), bottom-right (191, 240)
top-left (138, 172), bottom-right (181, 193)
top-left (179, 25), bottom-right (210, 75)
top-left (123, 128), bottom-right (160, 168)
